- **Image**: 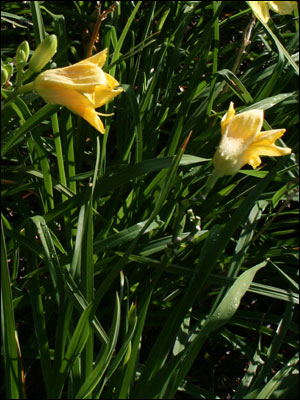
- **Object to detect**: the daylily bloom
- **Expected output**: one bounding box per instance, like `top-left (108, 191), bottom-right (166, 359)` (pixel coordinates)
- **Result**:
top-left (205, 102), bottom-right (291, 194)
top-left (31, 49), bottom-right (122, 133)
top-left (249, 1), bottom-right (298, 23)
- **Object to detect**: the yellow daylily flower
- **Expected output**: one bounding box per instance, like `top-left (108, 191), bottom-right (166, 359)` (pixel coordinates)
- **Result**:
top-left (249, 1), bottom-right (298, 23)
top-left (32, 49), bottom-right (122, 133)
top-left (214, 102), bottom-right (291, 174)
top-left (204, 102), bottom-right (292, 195)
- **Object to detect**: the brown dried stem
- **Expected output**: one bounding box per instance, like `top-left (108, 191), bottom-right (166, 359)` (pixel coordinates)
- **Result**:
top-left (86, 2), bottom-right (119, 58)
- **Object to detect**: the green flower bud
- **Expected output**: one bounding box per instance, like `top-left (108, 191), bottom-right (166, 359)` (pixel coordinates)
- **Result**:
top-left (16, 40), bottom-right (30, 64)
top-left (1, 66), bottom-right (8, 86)
top-left (28, 34), bottom-right (57, 73)
top-left (4, 63), bottom-right (14, 80)
top-left (16, 49), bottom-right (25, 66)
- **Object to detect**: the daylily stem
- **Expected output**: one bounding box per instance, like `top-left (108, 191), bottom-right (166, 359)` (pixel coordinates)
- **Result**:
top-left (203, 169), bottom-right (223, 199)
top-left (1, 80), bottom-right (35, 111)
top-left (17, 81), bottom-right (35, 94)
top-left (86, 2), bottom-right (119, 58)
top-left (220, 16), bottom-right (256, 98)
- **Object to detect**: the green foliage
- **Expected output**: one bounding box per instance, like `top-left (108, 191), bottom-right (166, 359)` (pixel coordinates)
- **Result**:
top-left (1, 1), bottom-right (298, 399)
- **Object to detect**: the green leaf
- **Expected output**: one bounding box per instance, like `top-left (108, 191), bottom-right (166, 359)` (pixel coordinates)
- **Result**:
top-left (75, 293), bottom-right (121, 399)
top-left (1, 220), bottom-right (20, 399)
top-left (2, 104), bottom-right (60, 156)
top-left (203, 261), bottom-right (267, 335)
top-left (49, 303), bottom-right (94, 398)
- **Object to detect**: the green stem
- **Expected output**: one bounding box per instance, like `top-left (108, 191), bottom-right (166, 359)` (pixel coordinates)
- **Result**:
top-left (1, 82), bottom-right (35, 111)
top-left (1, 90), bottom-right (19, 111)
top-left (17, 81), bottom-right (35, 94)
top-left (203, 169), bottom-right (223, 198)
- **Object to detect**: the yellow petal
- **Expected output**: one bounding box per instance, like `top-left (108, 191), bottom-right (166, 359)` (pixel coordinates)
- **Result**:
top-left (58, 91), bottom-right (105, 133)
top-left (250, 1), bottom-right (270, 23)
top-left (246, 153), bottom-right (262, 169)
top-left (247, 143), bottom-right (292, 157)
top-left (94, 85), bottom-right (123, 108)
top-left (244, 142), bottom-right (292, 168)
top-left (104, 72), bottom-right (121, 89)
top-left (224, 108), bottom-right (263, 141)
top-left (34, 82), bottom-right (91, 108)
top-left (221, 101), bottom-right (235, 134)
top-left (268, 1), bottom-right (298, 15)
top-left (35, 63), bottom-right (107, 92)
top-left (56, 92), bottom-right (105, 133)
top-left (254, 128), bottom-right (286, 143)
top-left (79, 48), bottom-right (108, 67)
top-left (81, 108), bottom-right (105, 133)
top-left (33, 82), bottom-right (106, 132)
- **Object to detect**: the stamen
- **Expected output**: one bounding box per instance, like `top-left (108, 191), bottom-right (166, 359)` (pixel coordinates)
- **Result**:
top-left (96, 112), bottom-right (114, 117)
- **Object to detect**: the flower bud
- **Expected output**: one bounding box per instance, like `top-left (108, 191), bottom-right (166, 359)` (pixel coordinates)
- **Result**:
top-left (28, 34), bottom-right (57, 73)
top-left (16, 40), bottom-right (30, 65)
top-left (1, 66), bottom-right (8, 86)
top-left (6, 63), bottom-right (14, 79)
